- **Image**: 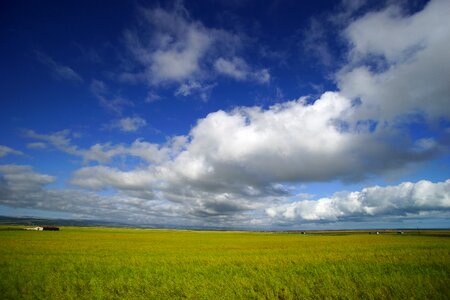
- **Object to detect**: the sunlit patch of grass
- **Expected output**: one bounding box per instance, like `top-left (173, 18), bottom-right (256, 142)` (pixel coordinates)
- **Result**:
top-left (0, 227), bottom-right (449, 299)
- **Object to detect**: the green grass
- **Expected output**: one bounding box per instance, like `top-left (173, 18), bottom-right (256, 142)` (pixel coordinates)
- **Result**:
top-left (1, 227), bottom-right (449, 299)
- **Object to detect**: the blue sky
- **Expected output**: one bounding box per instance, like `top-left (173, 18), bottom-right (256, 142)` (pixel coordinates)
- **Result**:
top-left (1, 0), bottom-right (449, 229)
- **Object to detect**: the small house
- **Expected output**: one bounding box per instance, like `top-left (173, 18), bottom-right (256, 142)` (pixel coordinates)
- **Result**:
top-left (24, 226), bottom-right (59, 231)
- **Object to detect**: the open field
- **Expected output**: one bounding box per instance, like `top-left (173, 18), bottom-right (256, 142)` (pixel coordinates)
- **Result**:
top-left (0, 227), bottom-right (449, 299)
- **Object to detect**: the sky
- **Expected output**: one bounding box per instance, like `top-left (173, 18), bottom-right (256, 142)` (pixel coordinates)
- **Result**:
top-left (0, 0), bottom-right (449, 229)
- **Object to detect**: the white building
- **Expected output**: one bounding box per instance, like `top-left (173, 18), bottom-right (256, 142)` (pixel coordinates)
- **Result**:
top-left (24, 227), bottom-right (43, 231)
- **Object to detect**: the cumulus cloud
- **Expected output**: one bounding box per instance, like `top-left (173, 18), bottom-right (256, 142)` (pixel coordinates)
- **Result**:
top-left (338, 0), bottom-right (450, 121)
top-left (0, 146), bottom-right (23, 158)
top-left (266, 179), bottom-right (450, 223)
top-left (171, 92), bottom-right (438, 184)
top-left (35, 51), bottom-right (83, 83)
top-left (69, 91), bottom-right (442, 219)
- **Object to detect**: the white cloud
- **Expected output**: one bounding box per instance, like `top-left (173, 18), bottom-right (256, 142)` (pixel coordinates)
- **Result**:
top-left (266, 179), bottom-right (450, 223)
top-left (0, 146), bottom-right (23, 158)
top-left (24, 129), bottom-right (78, 155)
top-left (338, 0), bottom-right (450, 121)
top-left (174, 81), bottom-right (215, 101)
top-left (3, 164), bottom-right (449, 227)
top-left (69, 91), bottom-right (441, 219)
top-left (0, 164), bottom-right (252, 227)
top-left (0, 164), bottom-right (55, 192)
top-left (214, 57), bottom-right (248, 80)
top-left (124, 4), bottom-right (214, 85)
top-left (71, 166), bottom-right (156, 191)
top-left (171, 92), bottom-right (437, 185)
top-left (214, 57), bottom-right (270, 83)
top-left (35, 51), bottom-right (83, 83)
top-left (0, 164), bottom-right (190, 225)
top-left (109, 116), bottom-right (147, 132)
top-left (175, 81), bottom-right (202, 96)
top-left (124, 3), bottom-right (270, 98)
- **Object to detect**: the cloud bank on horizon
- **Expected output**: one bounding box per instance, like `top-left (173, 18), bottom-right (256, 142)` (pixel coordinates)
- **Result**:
top-left (0, 0), bottom-right (449, 228)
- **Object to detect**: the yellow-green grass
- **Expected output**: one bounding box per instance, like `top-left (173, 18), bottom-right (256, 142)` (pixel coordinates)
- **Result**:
top-left (0, 226), bottom-right (449, 299)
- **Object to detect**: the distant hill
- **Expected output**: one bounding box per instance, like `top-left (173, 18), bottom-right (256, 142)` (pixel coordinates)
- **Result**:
top-left (0, 215), bottom-right (136, 228)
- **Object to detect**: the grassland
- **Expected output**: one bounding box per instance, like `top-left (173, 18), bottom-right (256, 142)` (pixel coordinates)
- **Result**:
top-left (0, 227), bottom-right (449, 299)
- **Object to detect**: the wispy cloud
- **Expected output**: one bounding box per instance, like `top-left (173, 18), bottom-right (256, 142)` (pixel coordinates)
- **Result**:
top-left (90, 80), bottom-right (133, 114)
top-left (24, 129), bottom-right (178, 165)
top-left (145, 91), bottom-right (161, 103)
top-left (214, 57), bottom-right (270, 83)
top-left (174, 81), bottom-right (215, 101)
top-left (35, 50), bottom-right (83, 83)
top-left (105, 116), bottom-right (147, 132)
top-left (0, 145), bottom-right (23, 158)
top-left (301, 18), bottom-right (334, 67)
top-left (26, 142), bottom-right (47, 150)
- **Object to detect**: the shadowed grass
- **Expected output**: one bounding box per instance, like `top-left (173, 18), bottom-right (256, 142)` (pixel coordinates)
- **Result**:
top-left (0, 227), bottom-right (449, 299)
